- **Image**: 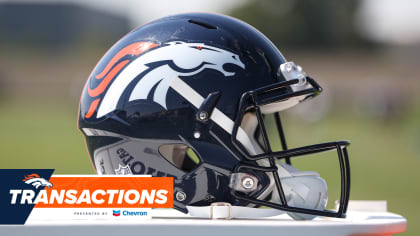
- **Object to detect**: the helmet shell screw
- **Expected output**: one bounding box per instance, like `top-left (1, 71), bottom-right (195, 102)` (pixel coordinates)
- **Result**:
top-left (199, 111), bottom-right (208, 120)
top-left (242, 177), bottom-right (254, 189)
top-left (193, 131), bottom-right (201, 139)
top-left (176, 191), bottom-right (187, 202)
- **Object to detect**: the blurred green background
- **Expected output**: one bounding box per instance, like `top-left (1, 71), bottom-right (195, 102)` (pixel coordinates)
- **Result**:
top-left (0, 0), bottom-right (419, 234)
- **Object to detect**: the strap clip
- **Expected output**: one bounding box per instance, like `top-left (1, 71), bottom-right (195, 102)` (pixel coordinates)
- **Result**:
top-left (210, 202), bottom-right (232, 220)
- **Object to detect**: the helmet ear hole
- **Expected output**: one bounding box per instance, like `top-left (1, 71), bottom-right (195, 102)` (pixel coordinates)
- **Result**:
top-left (158, 144), bottom-right (201, 172)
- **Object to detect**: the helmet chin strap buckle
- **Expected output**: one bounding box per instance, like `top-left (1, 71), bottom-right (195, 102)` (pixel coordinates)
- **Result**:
top-left (210, 202), bottom-right (233, 220)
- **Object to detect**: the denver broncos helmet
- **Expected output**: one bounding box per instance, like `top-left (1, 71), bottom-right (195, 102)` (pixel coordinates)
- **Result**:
top-left (78, 13), bottom-right (350, 220)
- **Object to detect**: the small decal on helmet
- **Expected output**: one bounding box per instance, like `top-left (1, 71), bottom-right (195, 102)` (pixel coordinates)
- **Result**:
top-left (114, 164), bottom-right (133, 175)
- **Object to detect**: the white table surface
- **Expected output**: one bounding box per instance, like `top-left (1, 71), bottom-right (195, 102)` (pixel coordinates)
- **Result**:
top-left (0, 209), bottom-right (407, 236)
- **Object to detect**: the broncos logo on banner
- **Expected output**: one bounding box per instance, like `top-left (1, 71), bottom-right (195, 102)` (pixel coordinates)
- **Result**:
top-left (83, 41), bottom-right (245, 119)
top-left (22, 174), bottom-right (53, 189)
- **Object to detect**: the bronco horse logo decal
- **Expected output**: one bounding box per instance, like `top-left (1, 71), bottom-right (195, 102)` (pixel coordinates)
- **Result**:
top-left (84, 41), bottom-right (245, 119)
top-left (22, 174), bottom-right (53, 189)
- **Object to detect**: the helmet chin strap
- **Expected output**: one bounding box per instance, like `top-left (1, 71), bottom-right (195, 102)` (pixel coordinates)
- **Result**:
top-left (186, 204), bottom-right (284, 219)
top-left (186, 162), bottom-right (328, 220)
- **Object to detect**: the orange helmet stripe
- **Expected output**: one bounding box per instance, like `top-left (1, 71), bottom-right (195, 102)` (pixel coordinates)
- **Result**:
top-left (84, 98), bottom-right (101, 119)
top-left (95, 42), bottom-right (158, 80)
top-left (88, 60), bottom-right (129, 97)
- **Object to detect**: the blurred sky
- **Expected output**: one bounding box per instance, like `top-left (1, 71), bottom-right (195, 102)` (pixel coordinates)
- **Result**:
top-left (0, 0), bottom-right (247, 28)
top-left (356, 0), bottom-right (420, 45)
top-left (2, 0), bottom-right (420, 45)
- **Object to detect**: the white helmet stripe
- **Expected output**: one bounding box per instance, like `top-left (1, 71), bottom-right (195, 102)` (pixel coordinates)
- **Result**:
top-left (170, 76), bottom-right (257, 155)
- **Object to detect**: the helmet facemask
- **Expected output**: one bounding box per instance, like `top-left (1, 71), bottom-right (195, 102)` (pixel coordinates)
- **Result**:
top-left (228, 62), bottom-right (350, 219)
top-left (239, 111), bottom-right (329, 220)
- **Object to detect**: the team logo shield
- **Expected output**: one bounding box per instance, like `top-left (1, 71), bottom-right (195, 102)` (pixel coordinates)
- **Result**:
top-left (114, 164), bottom-right (132, 175)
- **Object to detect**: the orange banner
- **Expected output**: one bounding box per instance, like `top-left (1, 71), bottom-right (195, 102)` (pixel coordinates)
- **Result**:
top-left (34, 176), bottom-right (173, 208)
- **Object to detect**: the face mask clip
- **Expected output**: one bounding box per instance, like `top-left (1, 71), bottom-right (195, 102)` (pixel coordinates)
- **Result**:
top-left (229, 172), bottom-right (259, 193)
top-left (196, 91), bottom-right (222, 122)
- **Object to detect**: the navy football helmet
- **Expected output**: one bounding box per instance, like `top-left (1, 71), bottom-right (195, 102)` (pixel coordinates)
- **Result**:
top-left (78, 13), bottom-right (350, 220)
